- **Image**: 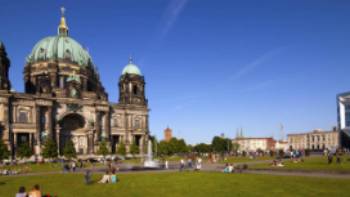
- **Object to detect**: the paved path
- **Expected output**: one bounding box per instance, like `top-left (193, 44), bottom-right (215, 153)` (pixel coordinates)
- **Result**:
top-left (3, 159), bottom-right (350, 179)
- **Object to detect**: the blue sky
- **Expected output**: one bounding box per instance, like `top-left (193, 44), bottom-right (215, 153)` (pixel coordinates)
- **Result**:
top-left (1, 0), bottom-right (350, 144)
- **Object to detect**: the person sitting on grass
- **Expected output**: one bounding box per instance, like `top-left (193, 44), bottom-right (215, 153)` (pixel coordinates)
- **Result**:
top-left (28, 184), bottom-right (42, 197)
top-left (228, 163), bottom-right (234, 173)
top-left (223, 163), bottom-right (230, 173)
top-left (16, 186), bottom-right (27, 197)
top-left (111, 170), bottom-right (118, 184)
top-left (98, 170), bottom-right (111, 184)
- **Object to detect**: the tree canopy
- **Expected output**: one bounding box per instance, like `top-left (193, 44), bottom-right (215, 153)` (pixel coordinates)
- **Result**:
top-left (117, 142), bottom-right (126, 156)
top-left (0, 140), bottom-right (10, 161)
top-left (42, 138), bottom-right (58, 159)
top-left (211, 136), bottom-right (232, 154)
top-left (16, 143), bottom-right (33, 159)
top-left (158, 138), bottom-right (188, 156)
top-left (63, 140), bottom-right (76, 159)
top-left (193, 143), bottom-right (212, 154)
top-left (97, 140), bottom-right (110, 157)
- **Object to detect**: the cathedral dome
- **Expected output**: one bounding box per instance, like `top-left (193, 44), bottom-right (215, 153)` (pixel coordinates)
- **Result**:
top-left (26, 7), bottom-right (92, 68)
top-left (122, 57), bottom-right (142, 76)
top-left (26, 36), bottom-right (92, 67)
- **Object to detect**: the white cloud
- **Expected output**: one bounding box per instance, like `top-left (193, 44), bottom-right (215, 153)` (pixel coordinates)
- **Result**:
top-left (229, 46), bottom-right (287, 81)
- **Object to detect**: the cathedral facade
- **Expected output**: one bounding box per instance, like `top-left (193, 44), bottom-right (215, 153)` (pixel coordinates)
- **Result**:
top-left (0, 10), bottom-right (149, 157)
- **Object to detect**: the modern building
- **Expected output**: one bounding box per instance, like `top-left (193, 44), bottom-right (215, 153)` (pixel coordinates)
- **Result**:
top-left (232, 137), bottom-right (275, 152)
top-left (164, 127), bottom-right (173, 142)
top-left (337, 91), bottom-right (350, 148)
top-left (0, 9), bottom-right (150, 157)
top-left (287, 129), bottom-right (339, 151)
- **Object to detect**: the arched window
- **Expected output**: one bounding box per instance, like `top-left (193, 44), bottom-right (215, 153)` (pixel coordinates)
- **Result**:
top-left (133, 85), bottom-right (138, 95)
top-left (38, 48), bottom-right (46, 60)
top-left (64, 49), bottom-right (72, 60)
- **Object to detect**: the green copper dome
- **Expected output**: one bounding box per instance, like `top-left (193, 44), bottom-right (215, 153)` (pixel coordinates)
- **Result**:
top-left (26, 36), bottom-right (92, 67)
top-left (122, 57), bottom-right (142, 76)
top-left (26, 9), bottom-right (92, 67)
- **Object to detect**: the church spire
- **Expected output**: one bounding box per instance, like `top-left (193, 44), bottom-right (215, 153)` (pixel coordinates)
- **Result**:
top-left (0, 41), bottom-right (11, 91)
top-left (58, 6), bottom-right (69, 36)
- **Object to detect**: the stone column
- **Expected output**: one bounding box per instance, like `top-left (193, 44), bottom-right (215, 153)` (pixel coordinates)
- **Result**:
top-left (47, 107), bottom-right (53, 139)
top-left (95, 112), bottom-right (100, 142)
top-left (104, 112), bottom-right (110, 141)
top-left (56, 125), bottom-right (60, 154)
top-left (59, 76), bottom-right (64, 88)
top-left (35, 107), bottom-right (41, 146)
top-left (88, 130), bottom-right (94, 154)
top-left (139, 136), bottom-right (144, 155)
top-left (13, 133), bottom-right (17, 148)
top-left (29, 133), bottom-right (32, 148)
top-left (50, 72), bottom-right (56, 88)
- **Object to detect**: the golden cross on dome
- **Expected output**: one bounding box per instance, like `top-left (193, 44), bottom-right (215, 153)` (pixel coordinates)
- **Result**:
top-left (61, 6), bottom-right (66, 17)
top-left (129, 55), bottom-right (133, 64)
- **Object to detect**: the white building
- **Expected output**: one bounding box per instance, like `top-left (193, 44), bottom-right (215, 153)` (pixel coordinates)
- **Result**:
top-left (287, 129), bottom-right (339, 151)
top-left (232, 137), bottom-right (275, 152)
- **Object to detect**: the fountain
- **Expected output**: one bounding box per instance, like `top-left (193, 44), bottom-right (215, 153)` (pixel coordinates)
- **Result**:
top-left (143, 140), bottom-right (160, 168)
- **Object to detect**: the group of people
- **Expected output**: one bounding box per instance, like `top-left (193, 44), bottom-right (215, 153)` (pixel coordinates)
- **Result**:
top-left (62, 160), bottom-right (84, 173)
top-left (222, 163), bottom-right (245, 173)
top-left (98, 169), bottom-right (118, 184)
top-left (326, 149), bottom-right (343, 164)
top-left (179, 157), bottom-right (202, 171)
top-left (15, 184), bottom-right (49, 197)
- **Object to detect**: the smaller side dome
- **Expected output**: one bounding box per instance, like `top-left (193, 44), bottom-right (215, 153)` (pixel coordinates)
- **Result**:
top-left (122, 56), bottom-right (142, 76)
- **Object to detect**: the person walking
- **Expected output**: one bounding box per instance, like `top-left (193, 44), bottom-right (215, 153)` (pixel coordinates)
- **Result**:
top-left (188, 158), bottom-right (193, 169)
top-left (84, 170), bottom-right (92, 185)
top-left (179, 159), bottom-right (185, 171)
top-left (165, 160), bottom-right (169, 169)
top-left (71, 161), bottom-right (76, 172)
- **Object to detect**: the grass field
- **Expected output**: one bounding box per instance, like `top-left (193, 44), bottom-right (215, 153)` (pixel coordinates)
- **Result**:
top-left (250, 156), bottom-right (350, 172)
top-left (0, 172), bottom-right (349, 197)
top-left (0, 163), bottom-right (62, 173)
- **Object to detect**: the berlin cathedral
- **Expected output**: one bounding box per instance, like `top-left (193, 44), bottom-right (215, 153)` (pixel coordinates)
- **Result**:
top-left (0, 9), bottom-right (150, 157)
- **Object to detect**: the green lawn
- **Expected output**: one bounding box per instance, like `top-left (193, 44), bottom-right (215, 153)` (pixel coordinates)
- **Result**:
top-left (0, 163), bottom-right (62, 173)
top-left (0, 172), bottom-right (349, 197)
top-left (250, 156), bottom-right (350, 173)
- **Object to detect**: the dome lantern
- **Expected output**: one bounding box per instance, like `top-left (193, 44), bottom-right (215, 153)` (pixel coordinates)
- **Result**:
top-left (58, 7), bottom-right (69, 36)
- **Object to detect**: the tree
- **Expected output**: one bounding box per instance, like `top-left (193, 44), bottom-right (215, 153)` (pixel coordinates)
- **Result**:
top-left (211, 136), bottom-right (227, 154)
top-left (97, 140), bottom-right (110, 157)
top-left (63, 140), bottom-right (76, 160)
top-left (0, 140), bottom-right (10, 161)
top-left (158, 140), bottom-right (170, 156)
top-left (16, 143), bottom-right (33, 159)
top-left (194, 143), bottom-right (212, 154)
top-left (157, 138), bottom-right (188, 156)
top-left (42, 138), bottom-right (58, 159)
top-left (130, 143), bottom-right (139, 156)
top-left (117, 142), bottom-right (126, 156)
